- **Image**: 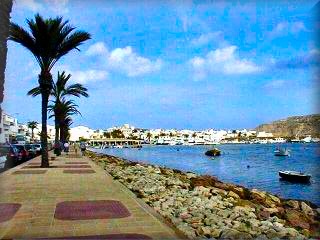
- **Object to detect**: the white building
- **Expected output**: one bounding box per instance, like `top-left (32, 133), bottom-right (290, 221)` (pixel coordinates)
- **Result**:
top-left (257, 131), bottom-right (273, 138)
top-left (0, 112), bottom-right (18, 143)
top-left (69, 126), bottom-right (95, 142)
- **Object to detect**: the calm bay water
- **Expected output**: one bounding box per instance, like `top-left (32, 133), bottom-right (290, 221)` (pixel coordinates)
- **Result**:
top-left (93, 143), bottom-right (320, 205)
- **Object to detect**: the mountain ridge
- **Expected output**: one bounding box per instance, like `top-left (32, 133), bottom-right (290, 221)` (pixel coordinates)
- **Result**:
top-left (255, 114), bottom-right (320, 138)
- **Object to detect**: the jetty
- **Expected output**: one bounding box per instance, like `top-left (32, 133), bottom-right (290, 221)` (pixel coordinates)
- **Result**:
top-left (88, 138), bottom-right (142, 147)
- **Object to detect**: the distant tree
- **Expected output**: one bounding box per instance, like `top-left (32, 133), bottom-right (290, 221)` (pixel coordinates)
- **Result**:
top-left (27, 121), bottom-right (38, 141)
top-left (110, 129), bottom-right (125, 138)
top-left (192, 133), bottom-right (197, 138)
top-left (147, 132), bottom-right (152, 142)
top-left (103, 132), bottom-right (111, 138)
top-left (79, 137), bottom-right (88, 142)
top-left (160, 132), bottom-right (166, 137)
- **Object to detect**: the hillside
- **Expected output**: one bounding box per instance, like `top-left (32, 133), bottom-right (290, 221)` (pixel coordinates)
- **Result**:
top-left (255, 114), bottom-right (320, 138)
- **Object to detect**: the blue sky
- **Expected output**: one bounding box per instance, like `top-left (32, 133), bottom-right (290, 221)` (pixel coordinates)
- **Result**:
top-left (4, 0), bottom-right (320, 130)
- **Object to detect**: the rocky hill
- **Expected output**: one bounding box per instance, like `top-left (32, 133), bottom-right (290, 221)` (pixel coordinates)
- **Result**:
top-left (255, 114), bottom-right (320, 138)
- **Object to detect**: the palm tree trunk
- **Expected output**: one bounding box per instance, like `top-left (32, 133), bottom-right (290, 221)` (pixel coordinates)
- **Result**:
top-left (54, 116), bottom-right (61, 155)
top-left (0, 0), bottom-right (13, 126)
top-left (60, 124), bottom-right (65, 143)
top-left (31, 128), bottom-right (34, 140)
top-left (41, 92), bottom-right (49, 167)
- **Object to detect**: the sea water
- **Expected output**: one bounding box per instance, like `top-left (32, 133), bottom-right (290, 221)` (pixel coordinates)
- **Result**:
top-left (94, 143), bottom-right (320, 205)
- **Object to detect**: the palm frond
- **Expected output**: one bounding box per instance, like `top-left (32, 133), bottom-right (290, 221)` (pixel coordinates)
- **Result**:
top-left (27, 86), bottom-right (41, 97)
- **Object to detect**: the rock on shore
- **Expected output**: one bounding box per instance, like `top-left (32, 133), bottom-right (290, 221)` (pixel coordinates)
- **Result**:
top-left (87, 151), bottom-right (320, 239)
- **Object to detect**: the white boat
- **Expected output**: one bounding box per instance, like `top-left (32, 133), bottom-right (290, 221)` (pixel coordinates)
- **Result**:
top-left (273, 137), bottom-right (286, 143)
top-left (274, 148), bottom-right (290, 156)
top-left (194, 138), bottom-right (205, 145)
top-left (114, 145), bottom-right (123, 149)
top-left (258, 139), bottom-right (268, 144)
top-left (311, 138), bottom-right (320, 143)
top-left (302, 136), bottom-right (312, 143)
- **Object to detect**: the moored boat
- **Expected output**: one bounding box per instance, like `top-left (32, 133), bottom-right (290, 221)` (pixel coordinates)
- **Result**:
top-left (205, 148), bottom-right (221, 157)
top-left (274, 148), bottom-right (290, 156)
top-left (279, 170), bottom-right (311, 183)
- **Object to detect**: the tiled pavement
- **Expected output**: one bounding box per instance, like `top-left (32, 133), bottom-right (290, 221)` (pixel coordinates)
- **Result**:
top-left (0, 148), bottom-right (181, 239)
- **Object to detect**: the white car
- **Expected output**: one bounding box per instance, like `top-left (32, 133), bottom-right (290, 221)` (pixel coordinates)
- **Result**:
top-left (32, 144), bottom-right (42, 154)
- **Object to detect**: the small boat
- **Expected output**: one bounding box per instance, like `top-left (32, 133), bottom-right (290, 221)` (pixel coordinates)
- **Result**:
top-left (205, 148), bottom-right (221, 157)
top-left (279, 170), bottom-right (311, 183)
top-left (274, 148), bottom-right (290, 156)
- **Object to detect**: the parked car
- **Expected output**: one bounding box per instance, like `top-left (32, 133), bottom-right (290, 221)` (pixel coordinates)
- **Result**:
top-left (25, 144), bottom-right (37, 158)
top-left (32, 144), bottom-right (42, 155)
top-left (0, 144), bottom-right (21, 169)
top-left (13, 144), bottom-right (30, 161)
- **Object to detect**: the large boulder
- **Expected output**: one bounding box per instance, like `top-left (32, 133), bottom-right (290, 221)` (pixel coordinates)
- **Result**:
top-left (251, 189), bottom-right (266, 202)
top-left (284, 200), bottom-right (300, 210)
top-left (301, 202), bottom-right (314, 216)
top-left (285, 209), bottom-right (310, 230)
top-left (190, 175), bottom-right (219, 189)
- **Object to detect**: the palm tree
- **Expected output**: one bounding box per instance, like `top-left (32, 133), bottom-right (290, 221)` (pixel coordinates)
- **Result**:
top-left (27, 121), bottom-right (38, 141)
top-left (9, 14), bottom-right (90, 167)
top-left (60, 116), bottom-right (73, 143)
top-left (48, 99), bottom-right (80, 144)
top-left (29, 71), bottom-right (88, 155)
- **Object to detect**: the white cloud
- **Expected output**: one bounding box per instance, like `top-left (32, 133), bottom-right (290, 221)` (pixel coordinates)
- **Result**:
top-left (107, 46), bottom-right (163, 77)
top-left (15, 0), bottom-right (43, 12)
top-left (191, 32), bottom-right (223, 47)
top-left (189, 46), bottom-right (262, 79)
top-left (86, 42), bottom-right (163, 77)
top-left (53, 64), bottom-right (108, 84)
top-left (15, 0), bottom-right (69, 14)
top-left (69, 70), bottom-right (108, 84)
top-left (85, 42), bottom-right (108, 56)
top-left (270, 21), bottom-right (307, 37)
top-left (45, 0), bottom-right (69, 14)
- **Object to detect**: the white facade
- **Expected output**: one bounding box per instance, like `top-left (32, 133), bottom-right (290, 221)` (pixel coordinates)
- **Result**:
top-left (257, 131), bottom-right (273, 138)
top-left (69, 126), bottom-right (95, 142)
top-left (0, 112), bottom-right (18, 143)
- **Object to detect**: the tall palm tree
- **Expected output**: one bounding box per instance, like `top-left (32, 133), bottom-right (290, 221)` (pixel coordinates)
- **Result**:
top-left (27, 121), bottom-right (38, 141)
top-left (29, 71), bottom-right (88, 155)
top-left (9, 14), bottom-right (90, 167)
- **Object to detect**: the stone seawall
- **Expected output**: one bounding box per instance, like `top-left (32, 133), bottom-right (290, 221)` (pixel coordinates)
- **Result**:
top-left (87, 151), bottom-right (320, 239)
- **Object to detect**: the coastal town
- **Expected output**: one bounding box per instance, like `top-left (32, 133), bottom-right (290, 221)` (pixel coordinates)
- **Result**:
top-left (0, 1), bottom-right (319, 239)
top-left (1, 111), bottom-right (318, 146)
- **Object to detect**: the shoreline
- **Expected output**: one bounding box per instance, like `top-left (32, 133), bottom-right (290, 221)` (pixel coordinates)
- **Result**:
top-left (87, 150), bottom-right (320, 239)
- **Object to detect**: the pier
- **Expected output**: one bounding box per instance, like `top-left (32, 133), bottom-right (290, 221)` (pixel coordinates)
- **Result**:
top-left (88, 138), bottom-right (142, 147)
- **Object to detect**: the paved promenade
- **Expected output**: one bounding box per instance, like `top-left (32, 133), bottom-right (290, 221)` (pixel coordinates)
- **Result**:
top-left (0, 148), bottom-right (180, 239)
